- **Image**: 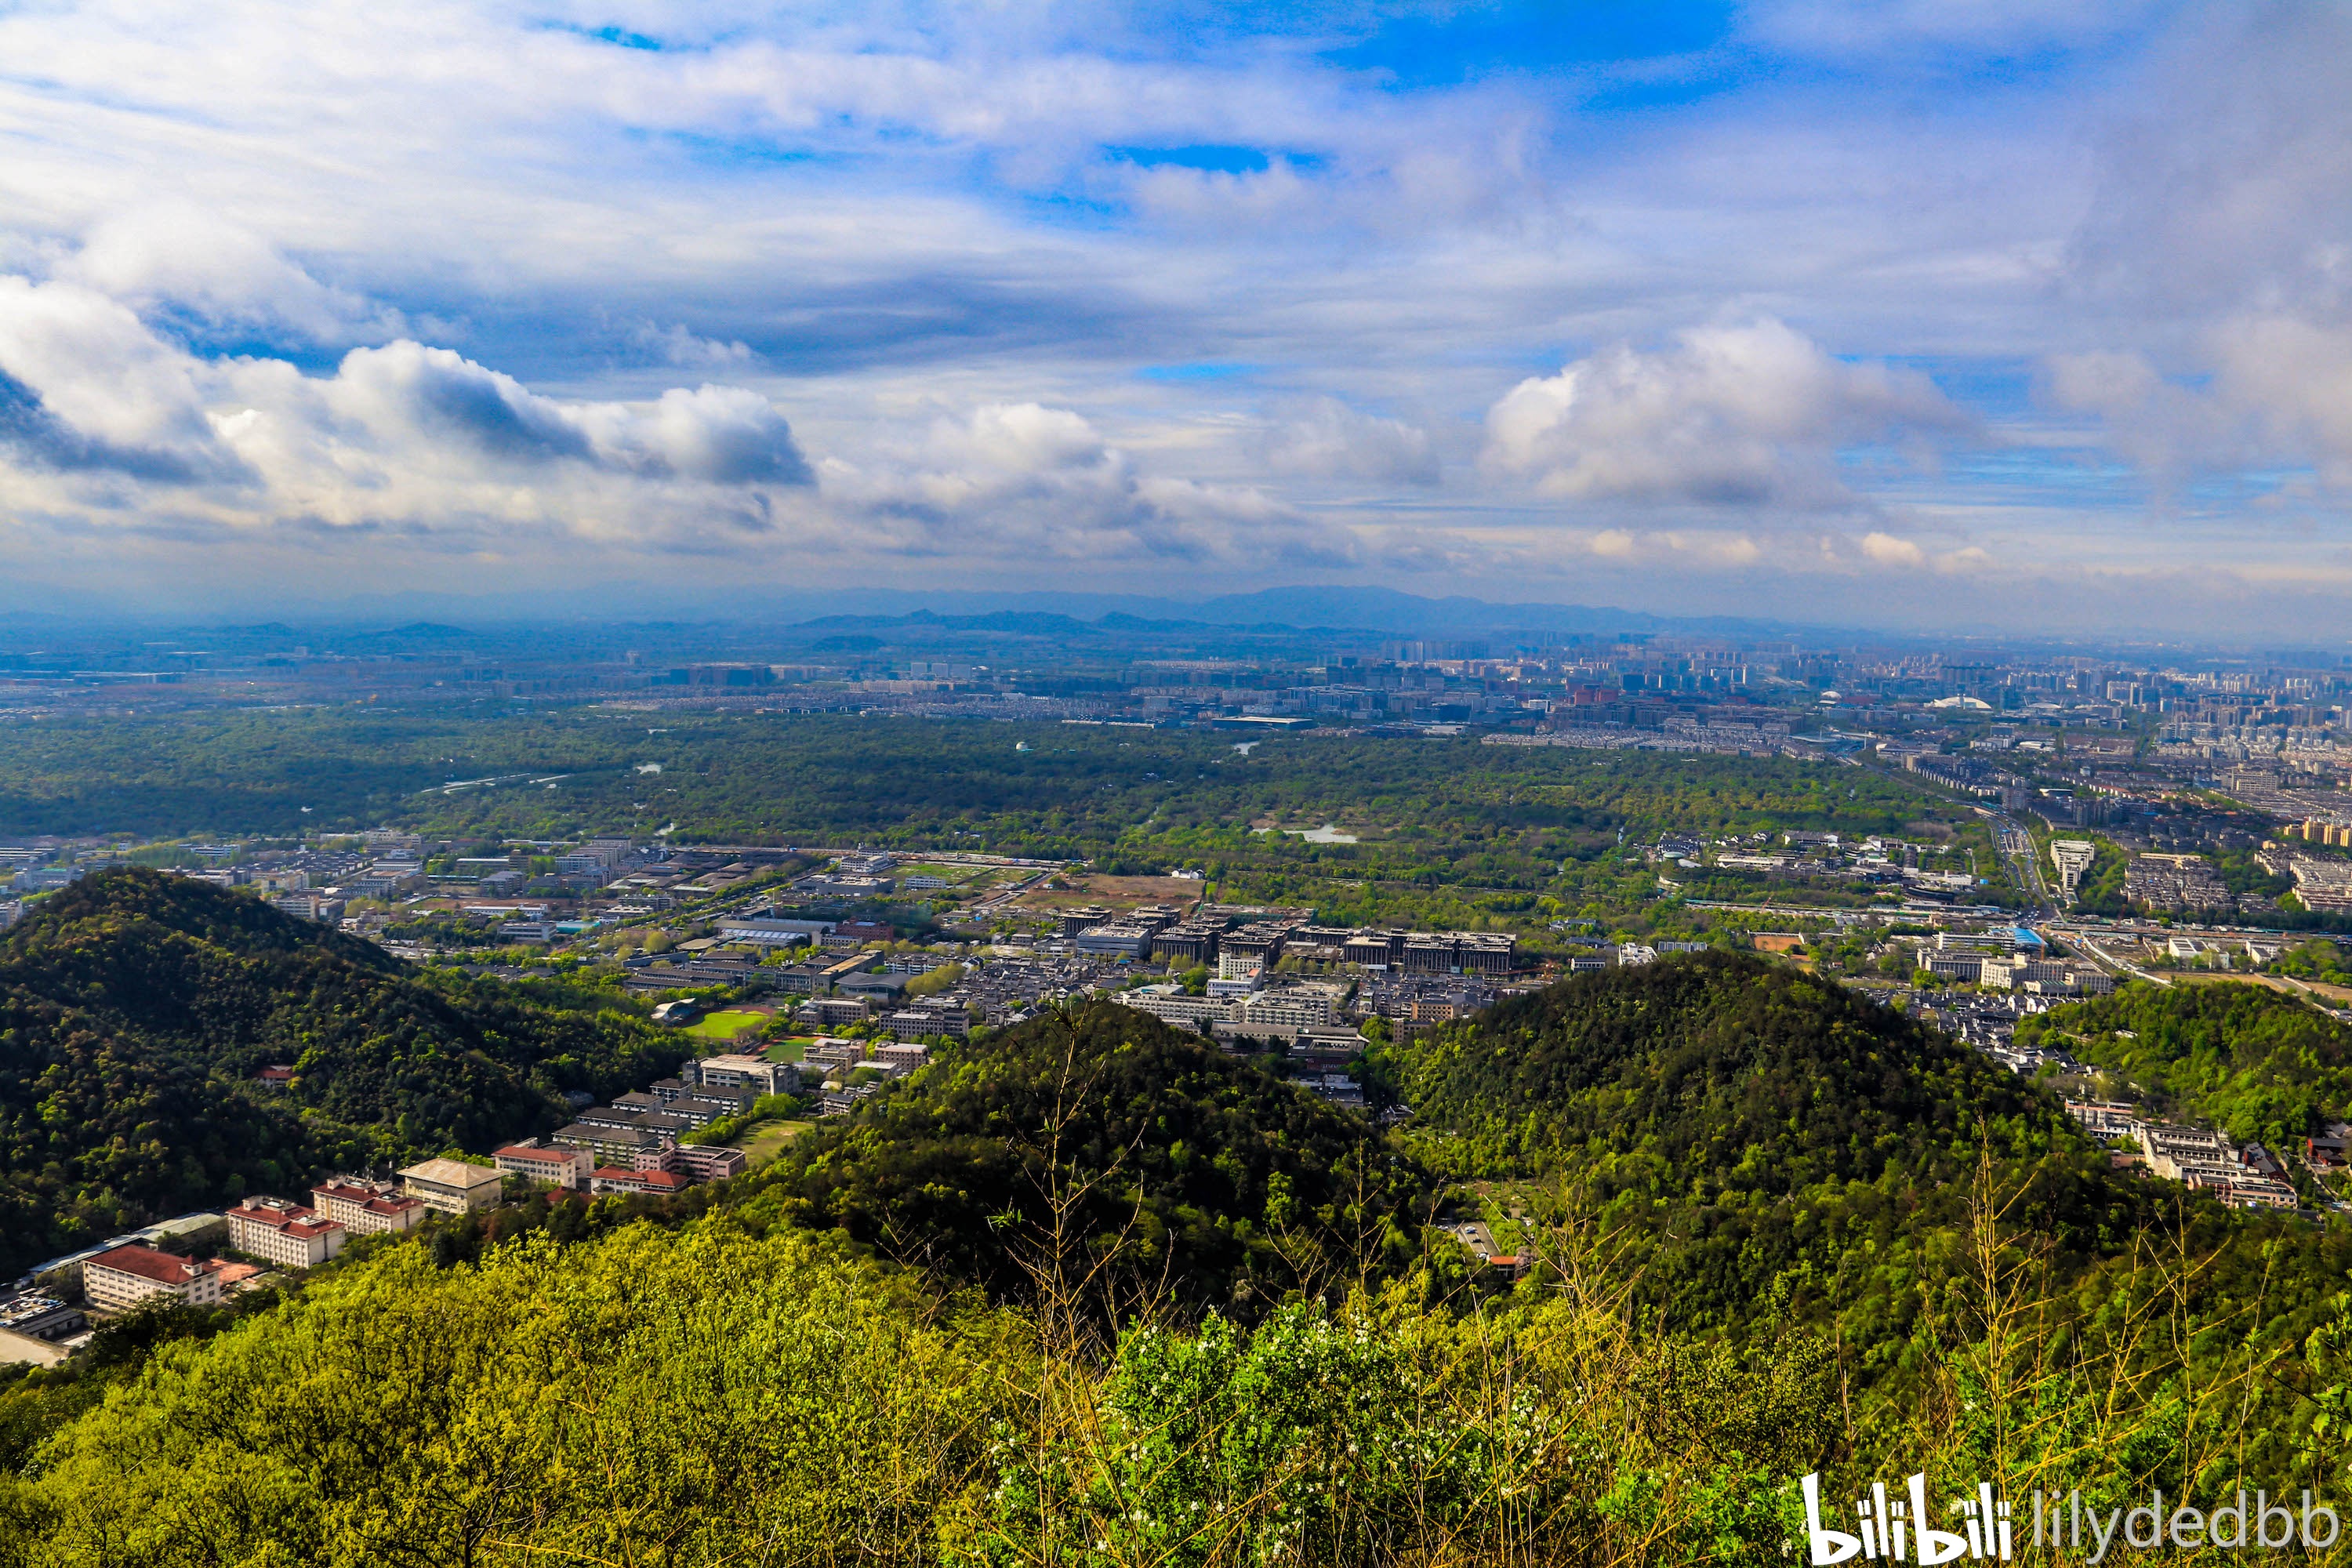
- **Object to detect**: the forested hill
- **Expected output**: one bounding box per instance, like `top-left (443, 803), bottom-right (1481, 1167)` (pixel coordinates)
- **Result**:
top-left (741, 1000), bottom-right (1432, 1313)
top-left (2018, 980), bottom-right (2352, 1149)
top-left (0, 869), bottom-right (670, 1275)
top-left (1381, 952), bottom-right (2165, 1347)
top-left (1392, 950), bottom-right (2074, 1191)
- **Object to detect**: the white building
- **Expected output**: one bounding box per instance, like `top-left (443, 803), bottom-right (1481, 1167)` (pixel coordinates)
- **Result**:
top-left (83, 1245), bottom-right (227, 1315)
top-left (691, 1053), bottom-right (797, 1095)
top-left (2049, 840), bottom-right (2096, 897)
top-left (493, 1142), bottom-right (593, 1189)
top-left (397, 1158), bottom-right (503, 1215)
top-left (310, 1178), bottom-right (427, 1234)
top-left (225, 1198), bottom-right (347, 1269)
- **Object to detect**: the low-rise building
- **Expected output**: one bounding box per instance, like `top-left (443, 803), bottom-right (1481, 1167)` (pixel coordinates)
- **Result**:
top-left (1118, 988), bottom-right (1230, 1030)
top-left (493, 1142), bottom-right (593, 1189)
top-left (83, 1245), bottom-right (227, 1315)
top-left (397, 1158), bottom-right (503, 1215)
top-left (883, 1007), bottom-right (967, 1041)
top-left (874, 1041), bottom-right (930, 1075)
top-left (0, 1294), bottom-right (84, 1344)
top-left (590, 1166), bottom-right (693, 1196)
top-left (225, 1198), bottom-right (347, 1269)
top-left (670, 1144), bottom-right (748, 1182)
top-left (1238, 989), bottom-right (1336, 1029)
top-left (692, 1054), bottom-right (797, 1095)
top-left (1074, 924), bottom-right (1153, 958)
top-left (310, 1178), bottom-right (428, 1234)
top-left (796, 996), bottom-right (872, 1028)
top-left (552, 1122), bottom-right (673, 1168)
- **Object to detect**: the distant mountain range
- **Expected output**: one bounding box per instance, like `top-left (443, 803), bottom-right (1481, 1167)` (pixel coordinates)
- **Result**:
top-left (0, 582), bottom-right (1796, 641)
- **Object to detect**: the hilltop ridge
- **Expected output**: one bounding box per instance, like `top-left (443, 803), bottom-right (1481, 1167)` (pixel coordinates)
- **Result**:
top-left (0, 869), bottom-right (667, 1273)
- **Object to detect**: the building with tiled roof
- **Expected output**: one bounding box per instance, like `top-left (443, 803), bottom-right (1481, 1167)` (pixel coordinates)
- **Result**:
top-left (310, 1178), bottom-right (427, 1234)
top-left (397, 1158), bottom-right (503, 1214)
top-left (225, 1198), bottom-right (346, 1269)
top-left (589, 1167), bottom-right (691, 1196)
top-left (493, 1142), bottom-right (591, 1189)
top-left (83, 1245), bottom-right (227, 1315)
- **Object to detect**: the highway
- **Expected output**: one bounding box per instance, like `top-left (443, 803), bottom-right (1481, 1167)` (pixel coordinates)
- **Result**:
top-left (1982, 809), bottom-right (2057, 920)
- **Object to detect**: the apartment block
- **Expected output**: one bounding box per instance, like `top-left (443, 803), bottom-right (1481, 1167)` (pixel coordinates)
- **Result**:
top-left (224, 1198), bottom-right (347, 1269)
top-left (493, 1142), bottom-right (593, 1189)
top-left (83, 1245), bottom-right (227, 1315)
top-left (397, 1158), bottom-right (503, 1215)
top-left (310, 1178), bottom-right (428, 1234)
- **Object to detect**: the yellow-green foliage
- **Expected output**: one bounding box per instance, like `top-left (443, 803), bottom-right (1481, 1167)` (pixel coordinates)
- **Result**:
top-left (3, 1222), bottom-right (1025, 1566)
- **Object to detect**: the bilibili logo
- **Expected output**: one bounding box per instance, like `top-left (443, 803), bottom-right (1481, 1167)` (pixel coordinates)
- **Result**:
top-left (1801, 1473), bottom-right (2340, 1563)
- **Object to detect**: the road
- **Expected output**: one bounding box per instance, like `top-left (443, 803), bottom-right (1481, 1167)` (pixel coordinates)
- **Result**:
top-left (1983, 810), bottom-right (2056, 920)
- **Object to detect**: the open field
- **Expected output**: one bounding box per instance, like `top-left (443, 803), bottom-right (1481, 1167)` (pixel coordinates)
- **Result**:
top-left (732, 1118), bottom-right (811, 1167)
top-left (680, 1007), bottom-right (770, 1042)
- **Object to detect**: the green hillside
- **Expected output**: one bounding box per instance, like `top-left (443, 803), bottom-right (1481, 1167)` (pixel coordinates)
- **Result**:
top-left (2019, 979), bottom-right (2352, 1149)
top-left (1392, 951), bottom-right (2068, 1189)
top-left (742, 1000), bottom-right (1432, 1312)
top-left (0, 869), bottom-right (670, 1273)
top-left (1381, 954), bottom-right (2200, 1356)
top-left (7, 946), bottom-right (2352, 1562)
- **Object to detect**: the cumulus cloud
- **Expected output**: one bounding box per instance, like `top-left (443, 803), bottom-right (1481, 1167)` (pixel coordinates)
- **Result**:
top-left (0, 277), bottom-right (246, 481)
top-left (61, 202), bottom-right (394, 344)
top-left (1482, 318), bottom-right (1968, 507)
top-left (0, 270), bottom-right (813, 548)
top-left (828, 401), bottom-right (1348, 567)
top-left (1858, 530), bottom-right (1926, 567)
top-left (1261, 397), bottom-right (1438, 486)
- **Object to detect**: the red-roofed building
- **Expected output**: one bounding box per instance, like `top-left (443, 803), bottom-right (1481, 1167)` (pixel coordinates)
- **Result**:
top-left (494, 1142), bottom-right (592, 1189)
top-left (225, 1198), bottom-right (346, 1269)
top-left (253, 1065), bottom-right (296, 1089)
top-left (590, 1167), bottom-right (691, 1196)
top-left (310, 1178), bottom-right (427, 1235)
top-left (83, 1245), bottom-right (227, 1315)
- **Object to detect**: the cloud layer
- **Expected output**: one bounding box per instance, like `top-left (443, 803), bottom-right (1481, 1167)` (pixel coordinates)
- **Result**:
top-left (0, 2), bottom-right (2346, 633)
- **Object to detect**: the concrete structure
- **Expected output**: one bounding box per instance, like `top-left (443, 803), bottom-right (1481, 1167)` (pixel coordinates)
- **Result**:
top-left (2049, 840), bottom-right (2096, 898)
top-left (1238, 989), bottom-right (1337, 1029)
top-left (883, 1007), bottom-right (967, 1041)
top-left (590, 1167), bottom-right (692, 1196)
top-left (1075, 924), bottom-right (1153, 957)
top-left (670, 1144), bottom-right (748, 1182)
top-left (397, 1158), bottom-right (503, 1215)
top-left (493, 1142), bottom-right (593, 1189)
top-left (553, 1122), bottom-right (674, 1167)
top-left (83, 1245), bottom-right (226, 1315)
top-left (796, 996), bottom-right (872, 1028)
top-left (691, 1053), bottom-right (797, 1096)
top-left (1120, 989), bottom-right (1231, 1029)
top-left (710, 921), bottom-right (833, 945)
top-left (0, 1294), bottom-right (82, 1345)
top-left (874, 1042), bottom-right (930, 1074)
top-left (310, 1178), bottom-right (426, 1234)
top-left (224, 1199), bottom-right (346, 1269)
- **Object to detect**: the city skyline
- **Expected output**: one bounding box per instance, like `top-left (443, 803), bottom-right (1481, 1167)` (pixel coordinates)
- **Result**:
top-left (2, 2), bottom-right (2350, 636)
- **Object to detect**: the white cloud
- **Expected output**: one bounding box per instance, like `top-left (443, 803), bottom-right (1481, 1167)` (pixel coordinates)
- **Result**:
top-left (1742, 0), bottom-right (2166, 57)
top-left (0, 277), bottom-right (244, 481)
top-left (61, 201), bottom-right (394, 344)
top-left (0, 272), bottom-right (812, 548)
top-left (826, 400), bottom-right (1346, 567)
top-left (1858, 530), bottom-right (1926, 567)
top-left (1482, 318), bottom-right (1968, 507)
top-left (1261, 397), bottom-right (1438, 486)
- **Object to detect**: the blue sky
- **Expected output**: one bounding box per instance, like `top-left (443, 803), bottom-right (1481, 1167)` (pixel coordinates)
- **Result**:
top-left (0, 0), bottom-right (2347, 635)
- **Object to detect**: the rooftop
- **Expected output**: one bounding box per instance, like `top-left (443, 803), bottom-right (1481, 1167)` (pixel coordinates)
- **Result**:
top-left (397, 1157), bottom-right (500, 1189)
top-left (88, 1244), bottom-right (206, 1286)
